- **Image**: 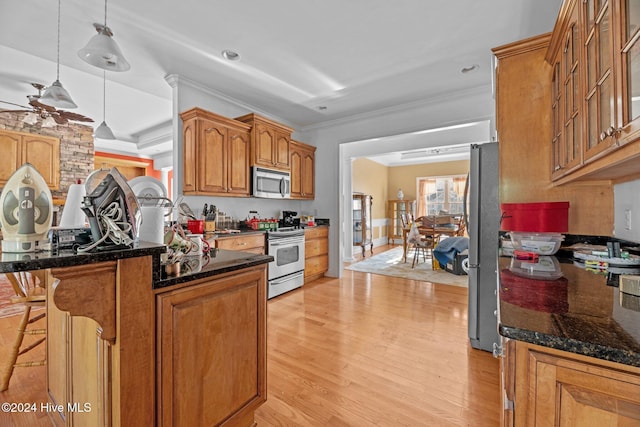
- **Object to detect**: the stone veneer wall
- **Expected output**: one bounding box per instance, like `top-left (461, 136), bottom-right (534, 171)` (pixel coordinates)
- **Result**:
top-left (0, 111), bottom-right (95, 199)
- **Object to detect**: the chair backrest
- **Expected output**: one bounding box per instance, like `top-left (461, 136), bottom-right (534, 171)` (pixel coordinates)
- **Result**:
top-left (5, 271), bottom-right (46, 302)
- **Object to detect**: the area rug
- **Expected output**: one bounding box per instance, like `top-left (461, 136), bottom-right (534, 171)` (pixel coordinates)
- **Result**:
top-left (346, 246), bottom-right (468, 287)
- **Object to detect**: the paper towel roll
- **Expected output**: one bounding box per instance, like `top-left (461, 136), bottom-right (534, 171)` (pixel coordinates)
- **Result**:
top-left (139, 206), bottom-right (165, 244)
top-left (59, 184), bottom-right (87, 228)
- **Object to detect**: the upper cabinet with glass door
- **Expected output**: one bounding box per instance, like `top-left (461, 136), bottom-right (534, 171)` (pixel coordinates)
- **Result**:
top-left (583, 0), bottom-right (617, 160)
top-left (548, 0), bottom-right (640, 183)
top-left (617, 0), bottom-right (640, 145)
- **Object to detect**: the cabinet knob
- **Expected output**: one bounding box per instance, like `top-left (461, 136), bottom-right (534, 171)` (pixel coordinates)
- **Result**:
top-left (600, 126), bottom-right (621, 141)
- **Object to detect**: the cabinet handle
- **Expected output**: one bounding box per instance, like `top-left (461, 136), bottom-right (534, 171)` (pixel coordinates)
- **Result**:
top-left (599, 126), bottom-right (621, 141)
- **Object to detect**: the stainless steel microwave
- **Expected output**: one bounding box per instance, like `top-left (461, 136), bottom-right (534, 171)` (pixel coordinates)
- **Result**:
top-left (252, 167), bottom-right (291, 199)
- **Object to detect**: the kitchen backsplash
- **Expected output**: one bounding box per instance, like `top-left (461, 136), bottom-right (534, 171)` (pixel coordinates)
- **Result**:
top-left (180, 195), bottom-right (319, 223)
top-left (614, 178), bottom-right (640, 243)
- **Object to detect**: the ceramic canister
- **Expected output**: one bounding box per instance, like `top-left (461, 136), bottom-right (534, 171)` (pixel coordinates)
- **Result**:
top-left (186, 234), bottom-right (204, 256)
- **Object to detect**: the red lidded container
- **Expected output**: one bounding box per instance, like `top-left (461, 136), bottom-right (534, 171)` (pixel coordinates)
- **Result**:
top-left (500, 202), bottom-right (569, 233)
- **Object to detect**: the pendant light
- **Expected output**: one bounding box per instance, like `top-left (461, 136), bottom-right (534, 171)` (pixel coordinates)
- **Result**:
top-left (94, 71), bottom-right (116, 140)
top-left (40, 0), bottom-right (78, 109)
top-left (78, 0), bottom-right (130, 72)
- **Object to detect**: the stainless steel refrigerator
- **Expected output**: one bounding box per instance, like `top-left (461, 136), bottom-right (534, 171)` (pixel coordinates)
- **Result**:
top-left (465, 142), bottom-right (500, 352)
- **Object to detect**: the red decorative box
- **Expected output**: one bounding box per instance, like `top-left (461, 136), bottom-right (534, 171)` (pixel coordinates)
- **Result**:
top-left (500, 202), bottom-right (569, 232)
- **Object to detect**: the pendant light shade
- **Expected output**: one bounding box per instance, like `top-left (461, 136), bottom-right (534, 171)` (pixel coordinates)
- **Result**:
top-left (41, 80), bottom-right (77, 109)
top-left (78, 0), bottom-right (130, 72)
top-left (94, 71), bottom-right (116, 140)
top-left (40, 0), bottom-right (78, 109)
top-left (94, 121), bottom-right (116, 139)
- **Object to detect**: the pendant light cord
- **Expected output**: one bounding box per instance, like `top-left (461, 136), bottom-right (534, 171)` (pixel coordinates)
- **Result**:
top-left (55, 0), bottom-right (61, 80)
top-left (104, 0), bottom-right (108, 27)
top-left (102, 71), bottom-right (107, 122)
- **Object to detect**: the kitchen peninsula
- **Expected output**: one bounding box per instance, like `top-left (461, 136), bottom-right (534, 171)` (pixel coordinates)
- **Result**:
top-left (0, 243), bottom-right (272, 427)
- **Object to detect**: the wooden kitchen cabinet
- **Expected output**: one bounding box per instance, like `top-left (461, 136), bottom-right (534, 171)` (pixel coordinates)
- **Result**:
top-left (290, 140), bottom-right (316, 199)
top-left (215, 233), bottom-right (265, 254)
top-left (157, 267), bottom-right (267, 427)
top-left (304, 226), bottom-right (329, 283)
top-left (494, 33), bottom-right (614, 236)
top-left (548, 0), bottom-right (582, 178)
top-left (236, 113), bottom-right (294, 171)
top-left (0, 129), bottom-right (60, 189)
top-left (547, 0), bottom-right (640, 183)
top-left (180, 108), bottom-right (252, 196)
top-left (503, 340), bottom-right (640, 426)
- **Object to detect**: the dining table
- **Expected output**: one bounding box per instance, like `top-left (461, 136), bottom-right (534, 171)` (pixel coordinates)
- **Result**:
top-left (401, 224), bottom-right (459, 262)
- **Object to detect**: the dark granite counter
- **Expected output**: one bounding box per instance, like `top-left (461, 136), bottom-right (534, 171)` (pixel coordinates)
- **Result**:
top-left (0, 242), bottom-right (272, 291)
top-left (0, 241), bottom-right (166, 277)
top-left (155, 248), bottom-right (273, 289)
top-left (498, 255), bottom-right (640, 367)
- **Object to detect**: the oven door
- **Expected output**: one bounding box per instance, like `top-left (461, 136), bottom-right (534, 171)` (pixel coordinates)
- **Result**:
top-left (268, 236), bottom-right (305, 280)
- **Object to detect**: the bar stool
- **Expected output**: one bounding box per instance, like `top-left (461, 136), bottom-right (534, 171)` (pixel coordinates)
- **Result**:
top-left (0, 271), bottom-right (47, 391)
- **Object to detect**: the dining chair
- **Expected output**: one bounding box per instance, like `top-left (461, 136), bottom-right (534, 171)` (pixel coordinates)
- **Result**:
top-left (0, 271), bottom-right (47, 391)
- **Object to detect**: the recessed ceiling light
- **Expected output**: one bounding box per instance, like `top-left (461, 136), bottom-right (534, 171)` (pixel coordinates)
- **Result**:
top-left (222, 50), bottom-right (240, 61)
top-left (461, 64), bottom-right (479, 74)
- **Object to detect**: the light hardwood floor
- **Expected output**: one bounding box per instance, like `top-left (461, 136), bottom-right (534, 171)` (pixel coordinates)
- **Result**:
top-left (0, 247), bottom-right (500, 426)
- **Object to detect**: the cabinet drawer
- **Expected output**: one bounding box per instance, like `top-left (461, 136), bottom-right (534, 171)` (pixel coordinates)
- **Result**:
top-left (216, 234), bottom-right (265, 252)
top-left (305, 227), bottom-right (328, 239)
top-left (305, 255), bottom-right (328, 277)
top-left (305, 238), bottom-right (328, 258)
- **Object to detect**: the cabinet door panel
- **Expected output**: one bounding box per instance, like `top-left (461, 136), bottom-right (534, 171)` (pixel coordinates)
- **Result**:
top-left (274, 131), bottom-right (290, 168)
top-left (255, 124), bottom-right (275, 167)
top-left (158, 269), bottom-right (266, 427)
top-left (302, 150), bottom-right (315, 198)
top-left (199, 124), bottom-right (226, 193)
top-left (0, 132), bottom-right (21, 186)
top-left (22, 134), bottom-right (60, 189)
top-left (289, 150), bottom-right (302, 197)
top-left (227, 129), bottom-right (250, 195)
top-left (182, 119), bottom-right (197, 193)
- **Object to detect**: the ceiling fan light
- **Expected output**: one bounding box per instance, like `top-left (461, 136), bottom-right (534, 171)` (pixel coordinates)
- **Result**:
top-left (78, 25), bottom-right (130, 72)
top-left (41, 116), bottom-right (58, 128)
top-left (40, 80), bottom-right (78, 109)
top-left (22, 112), bottom-right (39, 125)
top-left (94, 121), bottom-right (116, 140)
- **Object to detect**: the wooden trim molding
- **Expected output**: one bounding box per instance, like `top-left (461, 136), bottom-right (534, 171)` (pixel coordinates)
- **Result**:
top-left (493, 33), bottom-right (552, 59)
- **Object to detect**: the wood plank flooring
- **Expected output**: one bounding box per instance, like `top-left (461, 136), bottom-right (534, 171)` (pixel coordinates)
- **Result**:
top-left (0, 247), bottom-right (500, 426)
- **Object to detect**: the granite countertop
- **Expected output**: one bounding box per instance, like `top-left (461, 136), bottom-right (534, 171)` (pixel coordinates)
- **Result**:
top-left (498, 253), bottom-right (640, 367)
top-left (155, 248), bottom-right (273, 289)
top-left (0, 241), bottom-right (272, 291)
top-left (0, 241), bottom-right (166, 274)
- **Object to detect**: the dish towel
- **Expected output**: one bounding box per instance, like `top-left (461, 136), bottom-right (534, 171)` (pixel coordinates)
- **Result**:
top-left (433, 237), bottom-right (469, 267)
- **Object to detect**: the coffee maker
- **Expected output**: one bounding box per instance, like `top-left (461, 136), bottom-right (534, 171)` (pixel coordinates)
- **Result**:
top-left (280, 210), bottom-right (300, 229)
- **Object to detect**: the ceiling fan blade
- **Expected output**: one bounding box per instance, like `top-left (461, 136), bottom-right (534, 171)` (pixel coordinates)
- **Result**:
top-left (30, 99), bottom-right (56, 112)
top-left (0, 109), bottom-right (32, 114)
top-left (0, 100), bottom-right (31, 109)
top-left (52, 114), bottom-right (68, 125)
top-left (59, 111), bottom-right (94, 123)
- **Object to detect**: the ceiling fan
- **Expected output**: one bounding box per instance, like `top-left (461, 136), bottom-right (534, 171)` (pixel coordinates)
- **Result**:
top-left (0, 83), bottom-right (93, 125)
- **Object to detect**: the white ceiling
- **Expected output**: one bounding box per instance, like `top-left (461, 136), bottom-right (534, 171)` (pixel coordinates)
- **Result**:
top-left (0, 0), bottom-right (562, 162)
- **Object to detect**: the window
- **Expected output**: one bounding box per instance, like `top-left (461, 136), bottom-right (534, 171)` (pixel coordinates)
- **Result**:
top-left (417, 175), bottom-right (466, 217)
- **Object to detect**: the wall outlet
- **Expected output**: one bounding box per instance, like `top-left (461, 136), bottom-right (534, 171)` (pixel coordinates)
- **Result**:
top-left (625, 209), bottom-right (632, 230)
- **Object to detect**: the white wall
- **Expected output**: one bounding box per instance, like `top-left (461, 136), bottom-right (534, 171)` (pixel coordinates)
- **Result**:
top-left (613, 179), bottom-right (640, 242)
